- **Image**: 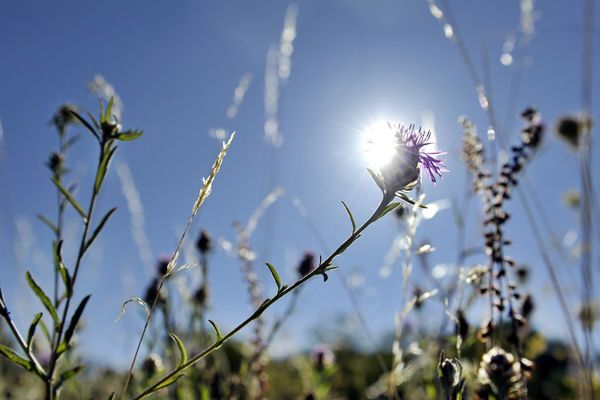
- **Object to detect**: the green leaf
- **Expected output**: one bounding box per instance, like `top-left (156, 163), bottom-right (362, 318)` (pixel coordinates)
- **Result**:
top-left (107, 394), bottom-right (116, 400)
top-left (38, 319), bottom-right (51, 343)
top-left (169, 333), bottom-right (188, 366)
top-left (94, 145), bottom-right (117, 193)
top-left (56, 365), bottom-right (84, 388)
top-left (37, 214), bottom-right (58, 235)
top-left (152, 373), bottom-right (185, 393)
top-left (69, 110), bottom-right (100, 141)
top-left (64, 295), bottom-right (91, 346)
top-left (341, 201), bottom-right (356, 233)
top-left (208, 320), bottom-right (223, 342)
top-left (51, 177), bottom-right (87, 220)
top-left (26, 271), bottom-right (59, 327)
top-left (83, 207), bottom-right (117, 253)
top-left (265, 262), bottom-right (282, 292)
top-left (0, 344), bottom-right (33, 371)
top-left (58, 263), bottom-right (72, 298)
top-left (102, 96), bottom-right (114, 124)
top-left (56, 365), bottom-right (85, 388)
top-left (396, 192), bottom-right (427, 208)
top-left (367, 168), bottom-right (385, 193)
top-left (26, 313), bottom-right (43, 350)
top-left (53, 240), bottom-right (72, 297)
top-left (374, 202), bottom-right (401, 222)
top-left (115, 130), bottom-right (144, 142)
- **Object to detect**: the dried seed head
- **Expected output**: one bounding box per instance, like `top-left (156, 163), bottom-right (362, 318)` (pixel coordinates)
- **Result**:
top-left (196, 229), bottom-right (213, 254)
top-left (142, 353), bottom-right (164, 377)
top-left (578, 301), bottom-right (599, 331)
top-left (555, 115), bottom-right (581, 149)
top-left (296, 252), bottom-right (316, 278)
top-left (46, 152), bottom-right (64, 175)
top-left (520, 294), bottom-right (534, 319)
top-left (52, 104), bottom-right (78, 134)
top-left (478, 347), bottom-right (525, 399)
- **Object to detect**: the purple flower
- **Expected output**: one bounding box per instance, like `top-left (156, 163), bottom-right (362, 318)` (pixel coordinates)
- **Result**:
top-left (368, 123), bottom-right (446, 195)
top-left (392, 123), bottom-right (447, 184)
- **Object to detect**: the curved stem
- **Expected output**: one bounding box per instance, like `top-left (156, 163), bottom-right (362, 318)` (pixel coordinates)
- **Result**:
top-left (133, 193), bottom-right (394, 399)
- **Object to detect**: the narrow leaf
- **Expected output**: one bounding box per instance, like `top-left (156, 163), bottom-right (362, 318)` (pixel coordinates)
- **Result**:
top-left (64, 295), bottom-right (91, 345)
top-left (107, 394), bottom-right (116, 400)
top-left (58, 263), bottom-right (72, 298)
top-left (38, 319), bottom-right (51, 343)
top-left (26, 313), bottom-right (43, 350)
top-left (37, 214), bottom-right (58, 235)
top-left (265, 263), bottom-right (282, 292)
top-left (367, 168), bottom-right (385, 193)
top-left (115, 130), bottom-right (144, 142)
top-left (152, 373), bottom-right (185, 393)
top-left (83, 207), bottom-right (117, 253)
top-left (0, 344), bottom-right (32, 371)
top-left (375, 202), bottom-right (401, 221)
top-left (169, 333), bottom-right (188, 366)
top-left (94, 145), bottom-right (117, 193)
top-left (69, 110), bottom-right (99, 141)
top-left (341, 201), bottom-right (356, 233)
top-left (103, 96), bottom-right (114, 124)
top-left (26, 271), bottom-right (59, 327)
top-left (56, 365), bottom-right (84, 388)
top-left (396, 192), bottom-right (427, 208)
top-left (208, 320), bottom-right (223, 342)
top-left (51, 177), bottom-right (87, 220)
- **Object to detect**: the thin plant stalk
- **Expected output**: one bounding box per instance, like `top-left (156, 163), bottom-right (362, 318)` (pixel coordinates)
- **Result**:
top-left (45, 144), bottom-right (104, 399)
top-left (133, 192), bottom-right (395, 399)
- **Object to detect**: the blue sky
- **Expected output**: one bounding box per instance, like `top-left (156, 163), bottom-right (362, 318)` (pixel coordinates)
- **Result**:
top-left (1, 1), bottom-right (599, 367)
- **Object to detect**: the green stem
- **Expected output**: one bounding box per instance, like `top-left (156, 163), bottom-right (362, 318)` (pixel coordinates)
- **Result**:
top-left (45, 141), bottom-right (107, 398)
top-left (133, 193), bottom-right (394, 399)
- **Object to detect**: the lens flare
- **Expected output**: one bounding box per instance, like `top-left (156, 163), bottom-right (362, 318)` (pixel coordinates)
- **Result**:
top-left (363, 120), bottom-right (398, 169)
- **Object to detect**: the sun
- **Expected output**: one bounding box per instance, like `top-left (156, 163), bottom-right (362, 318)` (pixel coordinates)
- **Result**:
top-left (363, 120), bottom-right (398, 169)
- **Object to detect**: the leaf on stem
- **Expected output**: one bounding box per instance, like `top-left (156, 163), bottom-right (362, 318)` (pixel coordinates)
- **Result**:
top-left (374, 202), bottom-right (401, 222)
top-left (367, 168), bottom-right (385, 193)
top-left (56, 365), bottom-right (84, 388)
top-left (26, 271), bottom-right (59, 327)
top-left (152, 373), bottom-right (186, 393)
top-left (26, 313), bottom-right (43, 351)
top-left (169, 333), bottom-right (188, 366)
top-left (0, 344), bottom-right (34, 372)
top-left (69, 110), bottom-right (100, 141)
top-left (396, 192), bottom-right (427, 209)
top-left (208, 320), bottom-right (223, 342)
top-left (116, 130), bottom-right (144, 142)
top-left (341, 201), bottom-right (357, 233)
top-left (265, 263), bottom-right (282, 292)
top-left (51, 178), bottom-right (87, 220)
top-left (83, 207), bottom-right (117, 253)
top-left (94, 144), bottom-right (117, 194)
top-left (37, 214), bottom-right (58, 235)
top-left (64, 294), bottom-right (91, 346)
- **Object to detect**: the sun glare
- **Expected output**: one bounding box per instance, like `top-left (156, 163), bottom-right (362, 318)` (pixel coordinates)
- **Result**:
top-left (363, 120), bottom-right (398, 169)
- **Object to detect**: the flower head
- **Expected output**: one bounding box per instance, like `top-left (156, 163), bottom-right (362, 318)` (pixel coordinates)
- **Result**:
top-left (367, 122), bottom-right (446, 195)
